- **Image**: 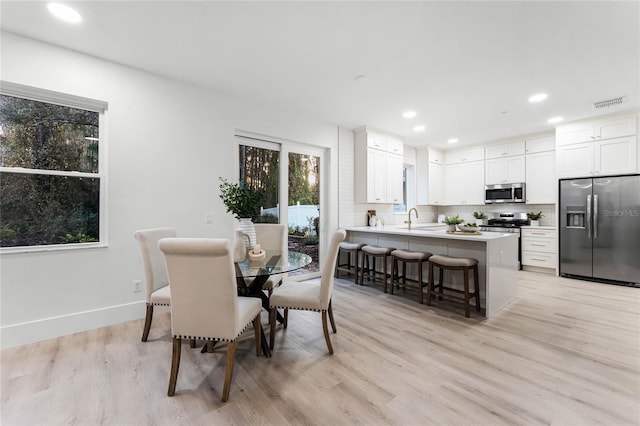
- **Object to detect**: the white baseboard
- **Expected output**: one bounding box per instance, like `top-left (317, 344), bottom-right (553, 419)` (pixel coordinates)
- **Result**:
top-left (1, 301), bottom-right (146, 349)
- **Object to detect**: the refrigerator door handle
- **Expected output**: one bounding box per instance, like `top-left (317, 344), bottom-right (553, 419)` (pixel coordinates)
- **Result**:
top-left (593, 194), bottom-right (598, 239)
top-left (586, 194), bottom-right (592, 238)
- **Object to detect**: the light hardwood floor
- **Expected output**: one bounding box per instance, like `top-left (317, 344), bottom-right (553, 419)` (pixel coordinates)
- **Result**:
top-left (2, 271), bottom-right (639, 425)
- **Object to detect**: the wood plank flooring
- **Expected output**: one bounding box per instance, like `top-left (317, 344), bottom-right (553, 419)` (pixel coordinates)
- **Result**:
top-left (2, 271), bottom-right (639, 425)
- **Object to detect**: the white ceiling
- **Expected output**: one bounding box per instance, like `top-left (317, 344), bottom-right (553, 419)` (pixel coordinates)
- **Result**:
top-left (1, 1), bottom-right (638, 148)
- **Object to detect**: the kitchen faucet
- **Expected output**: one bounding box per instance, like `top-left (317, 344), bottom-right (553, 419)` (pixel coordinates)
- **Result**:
top-left (405, 207), bottom-right (418, 230)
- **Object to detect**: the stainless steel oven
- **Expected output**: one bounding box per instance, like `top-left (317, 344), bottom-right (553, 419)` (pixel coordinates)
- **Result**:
top-left (485, 183), bottom-right (525, 204)
top-left (479, 213), bottom-right (529, 269)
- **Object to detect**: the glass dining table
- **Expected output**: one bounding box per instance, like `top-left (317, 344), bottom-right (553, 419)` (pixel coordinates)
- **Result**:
top-left (234, 250), bottom-right (312, 357)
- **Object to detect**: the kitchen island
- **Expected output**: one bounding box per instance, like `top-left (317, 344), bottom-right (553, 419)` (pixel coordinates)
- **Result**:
top-left (345, 225), bottom-right (519, 318)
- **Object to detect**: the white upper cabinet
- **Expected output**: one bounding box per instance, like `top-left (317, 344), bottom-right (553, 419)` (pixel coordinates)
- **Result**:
top-left (557, 115), bottom-right (636, 146)
top-left (355, 128), bottom-right (405, 204)
top-left (485, 140), bottom-right (525, 159)
top-left (416, 147), bottom-right (444, 205)
top-left (526, 151), bottom-right (556, 204)
top-left (445, 147), bottom-right (484, 164)
top-left (485, 156), bottom-right (525, 184)
top-left (556, 114), bottom-right (638, 178)
top-left (386, 152), bottom-right (404, 204)
top-left (445, 160), bottom-right (484, 205)
top-left (525, 135), bottom-right (555, 154)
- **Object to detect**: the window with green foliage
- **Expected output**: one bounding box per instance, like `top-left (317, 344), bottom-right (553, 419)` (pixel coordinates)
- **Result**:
top-left (0, 85), bottom-right (106, 249)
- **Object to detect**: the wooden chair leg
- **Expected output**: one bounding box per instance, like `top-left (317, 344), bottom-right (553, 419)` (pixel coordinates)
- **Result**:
top-left (141, 304), bottom-right (153, 342)
top-left (328, 300), bottom-right (337, 333)
top-left (438, 267), bottom-right (444, 300)
top-left (390, 257), bottom-right (396, 295)
top-left (253, 315), bottom-right (261, 357)
top-left (474, 265), bottom-right (481, 312)
top-left (189, 339), bottom-right (196, 348)
top-left (221, 341), bottom-right (237, 402)
top-left (418, 260), bottom-right (424, 304)
top-left (382, 257), bottom-right (387, 293)
top-left (464, 268), bottom-right (470, 318)
top-left (206, 341), bottom-right (215, 353)
top-left (269, 308), bottom-right (276, 350)
top-left (427, 262), bottom-right (434, 306)
top-left (283, 308), bottom-right (289, 329)
top-left (167, 337), bottom-right (181, 396)
top-left (321, 310), bottom-right (334, 354)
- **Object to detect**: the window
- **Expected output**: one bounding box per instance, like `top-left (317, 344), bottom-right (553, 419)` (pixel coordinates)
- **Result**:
top-left (0, 82), bottom-right (107, 249)
top-left (393, 164), bottom-right (415, 213)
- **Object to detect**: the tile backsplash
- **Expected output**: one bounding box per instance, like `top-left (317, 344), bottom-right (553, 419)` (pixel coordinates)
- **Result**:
top-left (436, 204), bottom-right (556, 226)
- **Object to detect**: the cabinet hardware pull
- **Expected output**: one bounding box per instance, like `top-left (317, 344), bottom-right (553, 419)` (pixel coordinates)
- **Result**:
top-left (531, 243), bottom-right (546, 246)
top-left (532, 258), bottom-right (547, 261)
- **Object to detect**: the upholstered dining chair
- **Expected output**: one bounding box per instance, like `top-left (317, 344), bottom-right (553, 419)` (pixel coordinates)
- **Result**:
top-left (134, 227), bottom-right (176, 342)
top-left (269, 229), bottom-right (346, 354)
top-left (251, 223), bottom-right (288, 296)
top-left (159, 237), bottom-right (262, 402)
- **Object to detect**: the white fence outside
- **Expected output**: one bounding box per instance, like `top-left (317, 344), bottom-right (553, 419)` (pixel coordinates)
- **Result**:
top-left (261, 203), bottom-right (319, 231)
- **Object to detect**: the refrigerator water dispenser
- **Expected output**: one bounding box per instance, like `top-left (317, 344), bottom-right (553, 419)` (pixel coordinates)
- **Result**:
top-left (566, 208), bottom-right (585, 229)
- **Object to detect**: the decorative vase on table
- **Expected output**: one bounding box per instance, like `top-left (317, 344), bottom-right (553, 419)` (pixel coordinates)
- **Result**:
top-left (447, 224), bottom-right (457, 232)
top-left (530, 220), bottom-right (540, 227)
top-left (233, 230), bottom-right (248, 262)
top-left (236, 218), bottom-right (256, 250)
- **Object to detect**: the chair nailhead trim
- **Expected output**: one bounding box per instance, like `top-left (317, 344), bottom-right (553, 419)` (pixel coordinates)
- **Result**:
top-left (149, 302), bottom-right (170, 306)
top-left (269, 305), bottom-right (324, 313)
top-left (173, 314), bottom-right (258, 343)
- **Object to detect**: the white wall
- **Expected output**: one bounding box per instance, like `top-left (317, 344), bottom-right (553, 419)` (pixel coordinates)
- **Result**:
top-left (0, 32), bottom-right (339, 348)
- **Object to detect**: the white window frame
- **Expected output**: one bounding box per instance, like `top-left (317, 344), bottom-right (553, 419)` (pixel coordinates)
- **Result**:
top-left (0, 81), bottom-right (108, 253)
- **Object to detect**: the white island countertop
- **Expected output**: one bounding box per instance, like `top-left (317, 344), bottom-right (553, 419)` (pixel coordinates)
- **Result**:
top-left (345, 225), bottom-right (519, 318)
top-left (346, 225), bottom-right (514, 241)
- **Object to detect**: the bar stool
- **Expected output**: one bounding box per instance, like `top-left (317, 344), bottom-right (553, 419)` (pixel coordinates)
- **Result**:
top-left (359, 245), bottom-right (395, 292)
top-left (390, 249), bottom-right (433, 304)
top-left (335, 242), bottom-right (364, 283)
top-left (426, 254), bottom-right (480, 318)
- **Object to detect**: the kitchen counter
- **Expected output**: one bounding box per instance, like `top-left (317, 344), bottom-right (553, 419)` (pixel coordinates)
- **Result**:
top-left (345, 226), bottom-right (519, 318)
top-left (347, 225), bottom-right (515, 241)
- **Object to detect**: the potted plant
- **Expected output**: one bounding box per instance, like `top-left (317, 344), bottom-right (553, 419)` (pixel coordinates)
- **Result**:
top-left (473, 211), bottom-right (488, 225)
top-left (442, 214), bottom-right (464, 232)
top-left (219, 178), bottom-right (264, 248)
top-left (527, 211), bottom-right (544, 226)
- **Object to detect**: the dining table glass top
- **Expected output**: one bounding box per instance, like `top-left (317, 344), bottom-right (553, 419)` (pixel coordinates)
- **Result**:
top-left (236, 250), bottom-right (312, 278)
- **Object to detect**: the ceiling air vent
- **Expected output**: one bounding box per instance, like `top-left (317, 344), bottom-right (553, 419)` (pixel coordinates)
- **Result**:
top-left (592, 96), bottom-right (625, 110)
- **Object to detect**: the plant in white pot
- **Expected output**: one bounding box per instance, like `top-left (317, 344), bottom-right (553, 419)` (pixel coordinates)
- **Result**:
top-left (472, 211), bottom-right (488, 225)
top-left (527, 211), bottom-right (544, 226)
top-left (442, 214), bottom-right (464, 232)
top-left (219, 178), bottom-right (264, 249)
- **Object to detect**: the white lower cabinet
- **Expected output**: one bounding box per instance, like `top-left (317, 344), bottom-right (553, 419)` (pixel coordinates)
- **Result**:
top-left (521, 227), bottom-right (557, 273)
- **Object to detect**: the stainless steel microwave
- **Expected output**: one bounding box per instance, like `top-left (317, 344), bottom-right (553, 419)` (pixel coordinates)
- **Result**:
top-left (485, 183), bottom-right (525, 204)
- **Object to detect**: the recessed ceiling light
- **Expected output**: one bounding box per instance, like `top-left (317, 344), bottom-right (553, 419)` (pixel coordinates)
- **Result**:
top-left (48, 3), bottom-right (82, 24)
top-left (528, 93), bottom-right (548, 103)
top-left (413, 125), bottom-right (426, 132)
top-left (403, 111), bottom-right (416, 119)
top-left (447, 138), bottom-right (458, 144)
top-left (547, 116), bottom-right (564, 124)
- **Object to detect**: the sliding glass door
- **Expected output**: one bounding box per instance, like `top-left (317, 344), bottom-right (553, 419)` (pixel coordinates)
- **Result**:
top-left (237, 136), bottom-right (324, 276)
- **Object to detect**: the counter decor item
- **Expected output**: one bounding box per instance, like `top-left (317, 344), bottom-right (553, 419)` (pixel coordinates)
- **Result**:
top-left (219, 177), bottom-right (264, 249)
top-left (458, 223), bottom-right (479, 233)
top-left (248, 243), bottom-right (266, 262)
top-left (473, 211), bottom-right (488, 225)
top-left (527, 211), bottom-right (544, 226)
top-left (443, 214), bottom-right (464, 232)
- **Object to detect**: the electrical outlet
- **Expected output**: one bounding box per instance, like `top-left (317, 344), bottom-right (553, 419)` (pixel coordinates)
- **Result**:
top-left (205, 213), bottom-right (213, 224)
top-left (133, 280), bottom-right (142, 293)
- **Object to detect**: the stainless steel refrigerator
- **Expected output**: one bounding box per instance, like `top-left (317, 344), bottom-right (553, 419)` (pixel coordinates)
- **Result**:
top-left (559, 174), bottom-right (640, 287)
